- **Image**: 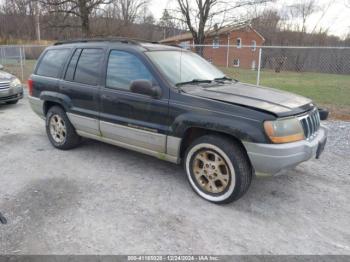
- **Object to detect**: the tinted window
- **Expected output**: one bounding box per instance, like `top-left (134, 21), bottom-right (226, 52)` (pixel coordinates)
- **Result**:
top-left (65, 48), bottom-right (82, 81)
top-left (36, 49), bottom-right (70, 78)
top-left (74, 49), bottom-right (104, 85)
top-left (106, 50), bottom-right (154, 90)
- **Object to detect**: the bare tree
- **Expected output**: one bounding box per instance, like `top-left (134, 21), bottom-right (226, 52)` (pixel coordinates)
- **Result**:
top-left (112, 0), bottom-right (148, 26)
top-left (251, 9), bottom-right (281, 45)
top-left (158, 9), bottom-right (179, 39)
top-left (174, 0), bottom-right (271, 54)
top-left (42, 0), bottom-right (113, 37)
top-left (287, 0), bottom-right (319, 41)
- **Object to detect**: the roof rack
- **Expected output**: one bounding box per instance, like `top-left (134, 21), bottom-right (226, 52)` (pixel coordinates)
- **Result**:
top-left (54, 37), bottom-right (159, 46)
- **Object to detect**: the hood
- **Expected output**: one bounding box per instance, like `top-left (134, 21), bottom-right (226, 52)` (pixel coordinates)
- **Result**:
top-left (182, 82), bottom-right (313, 117)
top-left (0, 70), bottom-right (15, 81)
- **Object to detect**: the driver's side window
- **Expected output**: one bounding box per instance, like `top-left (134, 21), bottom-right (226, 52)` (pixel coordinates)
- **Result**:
top-left (106, 50), bottom-right (154, 91)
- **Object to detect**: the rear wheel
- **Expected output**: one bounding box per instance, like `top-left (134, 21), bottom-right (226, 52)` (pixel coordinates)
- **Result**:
top-left (184, 135), bottom-right (252, 204)
top-left (46, 106), bottom-right (81, 150)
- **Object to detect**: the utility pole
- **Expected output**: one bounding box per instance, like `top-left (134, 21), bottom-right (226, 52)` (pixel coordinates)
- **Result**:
top-left (35, 0), bottom-right (41, 41)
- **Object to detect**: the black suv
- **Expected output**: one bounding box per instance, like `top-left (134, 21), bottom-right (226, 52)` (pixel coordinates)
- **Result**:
top-left (29, 39), bottom-right (327, 203)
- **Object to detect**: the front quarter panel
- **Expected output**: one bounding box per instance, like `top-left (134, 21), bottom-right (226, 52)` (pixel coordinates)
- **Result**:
top-left (169, 91), bottom-right (274, 143)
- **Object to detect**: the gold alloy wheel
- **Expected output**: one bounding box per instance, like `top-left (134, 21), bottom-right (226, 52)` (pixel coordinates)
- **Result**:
top-left (49, 114), bottom-right (67, 144)
top-left (192, 149), bottom-right (230, 194)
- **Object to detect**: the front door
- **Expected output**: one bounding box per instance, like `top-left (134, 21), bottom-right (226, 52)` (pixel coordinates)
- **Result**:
top-left (99, 50), bottom-right (169, 153)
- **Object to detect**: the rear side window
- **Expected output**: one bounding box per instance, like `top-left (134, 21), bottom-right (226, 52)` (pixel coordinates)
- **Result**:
top-left (106, 50), bottom-right (154, 91)
top-left (74, 49), bottom-right (104, 85)
top-left (36, 49), bottom-right (70, 78)
top-left (65, 48), bottom-right (82, 81)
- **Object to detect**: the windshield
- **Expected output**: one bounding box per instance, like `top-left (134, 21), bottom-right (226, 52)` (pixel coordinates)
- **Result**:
top-left (146, 50), bottom-right (226, 86)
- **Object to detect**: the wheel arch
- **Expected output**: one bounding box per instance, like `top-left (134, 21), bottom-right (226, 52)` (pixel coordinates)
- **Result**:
top-left (40, 91), bottom-right (72, 115)
top-left (179, 126), bottom-right (249, 161)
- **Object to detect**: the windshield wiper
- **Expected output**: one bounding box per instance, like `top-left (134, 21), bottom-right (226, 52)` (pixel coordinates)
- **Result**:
top-left (214, 76), bottom-right (237, 83)
top-left (176, 79), bottom-right (212, 87)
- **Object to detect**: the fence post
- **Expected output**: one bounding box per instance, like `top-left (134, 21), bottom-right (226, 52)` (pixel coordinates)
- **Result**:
top-left (226, 37), bottom-right (230, 68)
top-left (19, 46), bottom-right (24, 81)
top-left (0, 47), bottom-right (3, 66)
top-left (257, 47), bottom-right (262, 86)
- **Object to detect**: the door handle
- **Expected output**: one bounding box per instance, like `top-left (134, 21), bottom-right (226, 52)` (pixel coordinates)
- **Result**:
top-left (101, 94), bottom-right (117, 101)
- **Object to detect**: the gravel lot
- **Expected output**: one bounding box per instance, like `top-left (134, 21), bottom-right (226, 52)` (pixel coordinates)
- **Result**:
top-left (0, 94), bottom-right (349, 255)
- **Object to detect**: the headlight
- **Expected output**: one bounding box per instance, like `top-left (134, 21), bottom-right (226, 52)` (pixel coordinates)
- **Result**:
top-left (264, 117), bottom-right (305, 144)
top-left (10, 78), bottom-right (22, 88)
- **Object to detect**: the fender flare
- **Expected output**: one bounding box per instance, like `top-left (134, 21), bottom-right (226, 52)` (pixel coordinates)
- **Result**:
top-left (40, 91), bottom-right (73, 113)
top-left (170, 112), bottom-right (267, 144)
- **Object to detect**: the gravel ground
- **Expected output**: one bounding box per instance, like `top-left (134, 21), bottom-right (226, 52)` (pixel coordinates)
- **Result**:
top-left (0, 94), bottom-right (349, 255)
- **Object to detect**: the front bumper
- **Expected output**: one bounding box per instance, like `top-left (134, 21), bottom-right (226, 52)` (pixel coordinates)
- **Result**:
top-left (243, 126), bottom-right (328, 175)
top-left (0, 85), bottom-right (23, 103)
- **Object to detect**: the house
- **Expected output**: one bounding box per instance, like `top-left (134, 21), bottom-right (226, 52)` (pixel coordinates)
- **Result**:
top-left (160, 25), bottom-right (265, 70)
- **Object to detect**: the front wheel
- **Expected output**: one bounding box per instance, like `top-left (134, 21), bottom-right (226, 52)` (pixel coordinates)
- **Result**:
top-left (46, 106), bottom-right (81, 150)
top-left (184, 135), bottom-right (253, 204)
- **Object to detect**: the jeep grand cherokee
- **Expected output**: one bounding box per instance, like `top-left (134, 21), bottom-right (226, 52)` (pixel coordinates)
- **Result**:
top-left (28, 39), bottom-right (327, 203)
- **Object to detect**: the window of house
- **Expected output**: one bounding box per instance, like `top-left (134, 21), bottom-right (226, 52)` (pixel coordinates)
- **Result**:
top-left (236, 38), bottom-right (242, 48)
top-left (213, 37), bottom-right (220, 49)
top-left (233, 59), bottom-right (240, 67)
top-left (251, 40), bottom-right (256, 51)
top-left (251, 60), bottom-right (256, 70)
top-left (36, 49), bottom-right (70, 78)
top-left (74, 48), bottom-right (104, 85)
top-left (106, 50), bottom-right (154, 91)
top-left (180, 41), bottom-right (190, 50)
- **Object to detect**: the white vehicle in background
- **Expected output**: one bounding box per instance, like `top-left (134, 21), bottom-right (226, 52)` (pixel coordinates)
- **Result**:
top-left (0, 64), bottom-right (23, 104)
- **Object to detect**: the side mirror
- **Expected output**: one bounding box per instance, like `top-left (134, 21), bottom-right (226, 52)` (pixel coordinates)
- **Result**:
top-left (318, 108), bottom-right (329, 121)
top-left (130, 80), bottom-right (161, 98)
top-left (0, 64), bottom-right (4, 70)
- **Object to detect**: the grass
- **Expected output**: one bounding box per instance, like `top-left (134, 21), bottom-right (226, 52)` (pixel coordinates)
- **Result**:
top-left (220, 67), bottom-right (350, 120)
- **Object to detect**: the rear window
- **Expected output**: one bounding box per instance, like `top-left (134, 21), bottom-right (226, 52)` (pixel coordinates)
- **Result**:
top-left (36, 49), bottom-right (70, 78)
top-left (74, 49), bottom-right (104, 85)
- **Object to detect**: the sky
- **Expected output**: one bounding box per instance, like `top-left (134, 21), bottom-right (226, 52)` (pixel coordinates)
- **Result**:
top-left (149, 0), bottom-right (350, 38)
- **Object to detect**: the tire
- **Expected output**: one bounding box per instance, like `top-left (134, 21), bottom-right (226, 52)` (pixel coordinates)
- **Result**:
top-left (46, 106), bottom-right (81, 150)
top-left (6, 100), bottom-right (18, 104)
top-left (184, 135), bottom-right (253, 204)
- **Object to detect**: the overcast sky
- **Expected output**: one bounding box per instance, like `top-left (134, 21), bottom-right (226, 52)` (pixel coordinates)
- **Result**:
top-left (149, 0), bottom-right (350, 38)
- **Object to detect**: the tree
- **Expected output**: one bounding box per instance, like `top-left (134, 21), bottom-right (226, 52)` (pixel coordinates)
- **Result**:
top-left (175, 0), bottom-right (272, 54)
top-left (287, 0), bottom-right (318, 41)
top-left (251, 9), bottom-right (281, 45)
top-left (158, 9), bottom-right (176, 39)
top-left (43, 0), bottom-right (113, 37)
top-left (112, 0), bottom-right (149, 26)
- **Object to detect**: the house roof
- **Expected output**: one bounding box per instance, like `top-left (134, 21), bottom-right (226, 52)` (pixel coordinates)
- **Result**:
top-left (160, 24), bottom-right (265, 43)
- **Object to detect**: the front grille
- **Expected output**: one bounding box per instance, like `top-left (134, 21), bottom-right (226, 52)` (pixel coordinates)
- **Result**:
top-left (0, 81), bottom-right (10, 90)
top-left (298, 108), bottom-right (321, 139)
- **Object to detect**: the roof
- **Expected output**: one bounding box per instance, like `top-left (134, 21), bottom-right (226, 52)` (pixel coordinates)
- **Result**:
top-left (160, 24), bottom-right (265, 43)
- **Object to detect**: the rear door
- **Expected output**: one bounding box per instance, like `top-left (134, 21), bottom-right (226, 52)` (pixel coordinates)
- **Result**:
top-left (99, 49), bottom-right (169, 153)
top-left (60, 48), bottom-right (105, 136)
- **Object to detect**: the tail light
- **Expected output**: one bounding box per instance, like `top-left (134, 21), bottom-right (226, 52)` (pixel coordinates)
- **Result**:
top-left (28, 79), bottom-right (33, 96)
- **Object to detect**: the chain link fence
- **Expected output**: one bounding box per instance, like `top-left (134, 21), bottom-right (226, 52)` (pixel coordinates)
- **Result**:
top-left (0, 45), bottom-right (47, 82)
top-left (1, 43), bottom-right (349, 116)
top-left (188, 44), bottom-right (350, 114)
